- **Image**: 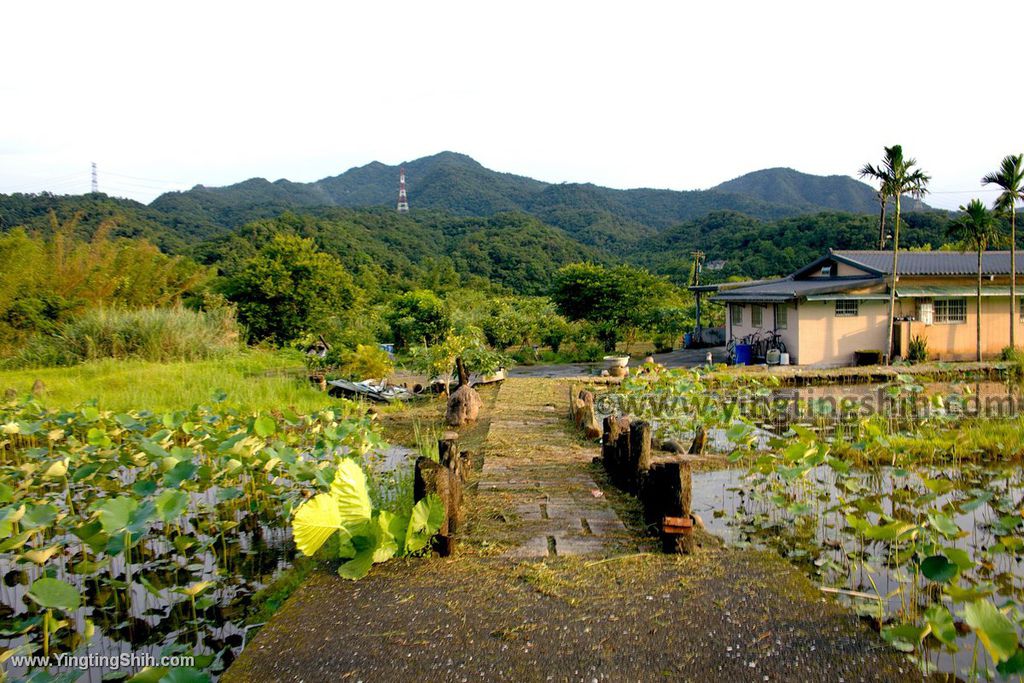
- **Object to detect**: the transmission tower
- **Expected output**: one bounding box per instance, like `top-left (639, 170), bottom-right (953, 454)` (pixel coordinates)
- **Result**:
top-left (396, 167), bottom-right (409, 213)
top-left (91, 162), bottom-right (98, 193)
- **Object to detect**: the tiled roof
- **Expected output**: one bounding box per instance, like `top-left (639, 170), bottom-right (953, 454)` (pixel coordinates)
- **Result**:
top-left (712, 277), bottom-right (882, 302)
top-left (834, 250), bottom-right (1024, 276)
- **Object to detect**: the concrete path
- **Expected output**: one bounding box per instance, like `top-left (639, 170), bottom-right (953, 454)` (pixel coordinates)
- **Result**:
top-left (477, 379), bottom-right (629, 557)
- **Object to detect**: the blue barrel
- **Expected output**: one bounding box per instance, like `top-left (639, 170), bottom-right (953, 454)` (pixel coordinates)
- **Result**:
top-left (684, 332), bottom-right (693, 347)
top-left (734, 343), bottom-right (753, 365)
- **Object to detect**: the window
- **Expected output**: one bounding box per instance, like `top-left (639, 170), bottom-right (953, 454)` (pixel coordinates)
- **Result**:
top-left (774, 303), bottom-right (788, 329)
top-left (751, 304), bottom-right (763, 327)
top-left (934, 298), bottom-right (966, 324)
top-left (729, 304), bottom-right (743, 325)
top-left (835, 300), bottom-right (859, 317)
top-left (821, 265), bottom-right (833, 277)
top-left (1020, 298), bottom-right (1024, 322)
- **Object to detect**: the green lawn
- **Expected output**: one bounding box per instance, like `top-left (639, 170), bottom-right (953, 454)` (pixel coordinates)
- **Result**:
top-left (0, 350), bottom-right (342, 413)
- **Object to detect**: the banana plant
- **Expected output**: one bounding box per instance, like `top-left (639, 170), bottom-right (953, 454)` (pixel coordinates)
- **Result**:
top-left (292, 459), bottom-right (444, 579)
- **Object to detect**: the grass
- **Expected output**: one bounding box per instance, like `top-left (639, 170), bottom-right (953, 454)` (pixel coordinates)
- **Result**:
top-left (6, 306), bottom-right (241, 368)
top-left (0, 349), bottom-right (340, 413)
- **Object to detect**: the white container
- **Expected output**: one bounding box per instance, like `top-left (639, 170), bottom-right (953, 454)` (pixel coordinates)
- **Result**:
top-left (603, 355), bottom-right (630, 368)
top-left (780, 352), bottom-right (790, 365)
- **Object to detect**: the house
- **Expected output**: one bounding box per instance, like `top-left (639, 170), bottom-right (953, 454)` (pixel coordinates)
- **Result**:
top-left (710, 249), bottom-right (1024, 367)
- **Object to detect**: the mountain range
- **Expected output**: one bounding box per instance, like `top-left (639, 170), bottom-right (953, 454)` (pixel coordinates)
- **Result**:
top-left (147, 152), bottom-right (931, 249)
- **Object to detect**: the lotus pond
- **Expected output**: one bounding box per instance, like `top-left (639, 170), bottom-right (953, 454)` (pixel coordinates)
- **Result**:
top-left (0, 396), bottom-right (423, 682)
top-left (614, 366), bottom-right (1024, 680)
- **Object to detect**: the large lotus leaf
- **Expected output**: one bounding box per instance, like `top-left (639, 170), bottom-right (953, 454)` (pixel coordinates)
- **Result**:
top-left (405, 494), bottom-right (445, 555)
top-left (920, 554), bottom-right (959, 583)
top-left (924, 604), bottom-right (957, 647)
top-left (163, 461), bottom-right (198, 489)
top-left (293, 493), bottom-right (343, 557)
top-left (27, 577), bottom-right (81, 611)
top-left (330, 459), bottom-right (372, 526)
top-left (21, 504), bottom-right (58, 530)
top-left (253, 415), bottom-right (277, 438)
top-left (964, 599), bottom-right (1019, 664)
top-left (97, 497), bottom-right (138, 534)
top-left (154, 490), bottom-right (190, 524)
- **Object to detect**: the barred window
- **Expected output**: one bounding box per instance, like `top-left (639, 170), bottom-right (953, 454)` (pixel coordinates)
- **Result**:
top-left (751, 304), bottom-right (763, 327)
top-left (934, 298), bottom-right (966, 324)
top-left (835, 300), bottom-right (859, 317)
top-left (774, 303), bottom-right (788, 329)
top-left (730, 304), bottom-right (743, 325)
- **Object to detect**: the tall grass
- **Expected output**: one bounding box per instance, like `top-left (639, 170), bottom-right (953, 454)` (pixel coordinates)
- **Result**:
top-left (0, 350), bottom-right (336, 413)
top-left (7, 307), bottom-right (240, 368)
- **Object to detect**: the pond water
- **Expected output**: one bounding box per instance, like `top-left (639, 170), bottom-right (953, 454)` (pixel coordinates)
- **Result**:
top-left (692, 461), bottom-right (1024, 677)
top-left (0, 445), bottom-right (419, 681)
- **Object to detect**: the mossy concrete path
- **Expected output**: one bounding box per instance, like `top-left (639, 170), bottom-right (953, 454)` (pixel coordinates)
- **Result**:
top-left (477, 379), bottom-right (629, 558)
top-left (225, 378), bottom-right (912, 682)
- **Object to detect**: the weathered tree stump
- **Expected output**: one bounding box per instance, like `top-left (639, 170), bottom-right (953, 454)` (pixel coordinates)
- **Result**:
top-left (689, 425), bottom-right (707, 455)
top-left (446, 384), bottom-right (482, 426)
top-left (414, 435), bottom-right (467, 557)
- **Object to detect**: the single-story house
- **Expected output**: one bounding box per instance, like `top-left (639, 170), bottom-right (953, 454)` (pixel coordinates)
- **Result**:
top-left (709, 249), bottom-right (1024, 367)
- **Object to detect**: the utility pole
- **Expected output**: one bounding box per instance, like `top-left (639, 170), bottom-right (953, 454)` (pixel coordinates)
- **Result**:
top-left (690, 251), bottom-right (706, 347)
top-left (396, 167), bottom-right (409, 213)
top-left (91, 162), bottom-right (98, 193)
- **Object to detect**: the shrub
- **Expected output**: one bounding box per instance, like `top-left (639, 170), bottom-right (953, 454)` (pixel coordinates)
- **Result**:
top-left (386, 290), bottom-right (452, 349)
top-left (7, 307), bottom-right (240, 368)
top-left (907, 335), bottom-right (928, 364)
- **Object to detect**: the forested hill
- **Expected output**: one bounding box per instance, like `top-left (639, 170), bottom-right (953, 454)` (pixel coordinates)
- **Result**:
top-left (147, 152), bottom-right (929, 247)
top-left (713, 167), bottom-right (931, 214)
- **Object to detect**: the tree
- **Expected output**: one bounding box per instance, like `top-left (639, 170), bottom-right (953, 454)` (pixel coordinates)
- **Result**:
top-left (982, 154), bottom-right (1024, 350)
top-left (551, 263), bottom-right (677, 352)
top-left (859, 146), bottom-right (930, 363)
top-left (859, 165), bottom-right (895, 249)
top-left (223, 234), bottom-right (358, 345)
top-left (385, 290), bottom-right (452, 348)
top-left (947, 199), bottom-right (1002, 361)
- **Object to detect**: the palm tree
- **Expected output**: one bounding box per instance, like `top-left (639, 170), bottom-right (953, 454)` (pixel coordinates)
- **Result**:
top-left (860, 145), bottom-right (930, 363)
top-left (859, 166), bottom-right (894, 249)
top-left (947, 199), bottom-right (1001, 361)
top-left (981, 154), bottom-right (1024, 350)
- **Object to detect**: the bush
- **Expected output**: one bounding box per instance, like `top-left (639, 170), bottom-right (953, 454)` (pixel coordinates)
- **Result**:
top-left (907, 336), bottom-right (928, 364)
top-left (386, 290), bottom-right (452, 349)
top-left (7, 307), bottom-right (240, 368)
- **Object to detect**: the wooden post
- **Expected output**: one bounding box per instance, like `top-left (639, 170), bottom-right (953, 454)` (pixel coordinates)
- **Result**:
top-left (602, 416), bottom-right (621, 473)
top-left (628, 420), bottom-right (652, 492)
top-left (614, 418), bottom-right (632, 489)
top-left (642, 460), bottom-right (694, 554)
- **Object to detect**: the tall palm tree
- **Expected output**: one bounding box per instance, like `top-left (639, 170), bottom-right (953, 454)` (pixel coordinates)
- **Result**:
top-left (982, 154), bottom-right (1024, 350)
top-left (859, 166), bottom-right (894, 249)
top-left (947, 199), bottom-right (1001, 361)
top-left (861, 145), bottom-right (930, 363)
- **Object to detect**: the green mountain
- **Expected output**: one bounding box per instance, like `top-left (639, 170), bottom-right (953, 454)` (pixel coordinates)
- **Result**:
top-left (713, 167), bottom-right (930, 214)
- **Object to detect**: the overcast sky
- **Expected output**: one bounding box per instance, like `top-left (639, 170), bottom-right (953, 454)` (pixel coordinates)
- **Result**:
top-left (2, 1), bottom-right (1021, 210)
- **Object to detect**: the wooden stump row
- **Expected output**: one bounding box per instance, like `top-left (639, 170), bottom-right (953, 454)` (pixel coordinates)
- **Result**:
top-left (413, 433), bottom-right (469, 557)
top-left (601, 415), bottom-right (695, 554)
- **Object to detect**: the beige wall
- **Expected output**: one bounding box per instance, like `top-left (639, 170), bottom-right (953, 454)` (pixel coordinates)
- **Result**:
top-left (796, 300), bottom-right (890, 366)
top-left (899, 296), bottom-right (1024, 361)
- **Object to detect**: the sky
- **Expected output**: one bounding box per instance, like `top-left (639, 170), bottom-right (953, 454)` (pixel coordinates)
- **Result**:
top-left (2, 1), bottom-right (1022, 210)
